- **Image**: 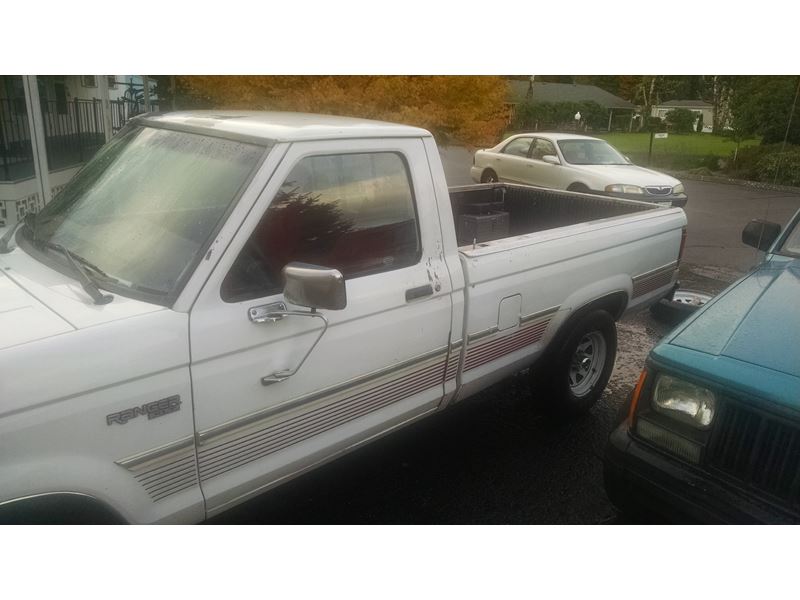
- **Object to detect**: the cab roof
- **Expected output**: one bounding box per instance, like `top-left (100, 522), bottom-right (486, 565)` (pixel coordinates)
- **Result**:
top-left (137, 111), bottom-right (432, 144)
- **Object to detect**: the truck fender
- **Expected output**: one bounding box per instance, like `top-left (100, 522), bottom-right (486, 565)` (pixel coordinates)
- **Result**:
top-left (0, 492), bottom-right (126, 524)
top-left (539, 277), bottom-right (631, 365)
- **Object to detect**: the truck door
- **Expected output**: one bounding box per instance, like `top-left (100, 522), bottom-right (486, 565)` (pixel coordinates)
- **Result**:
top-left (188, 138), bottom-right (453, 516)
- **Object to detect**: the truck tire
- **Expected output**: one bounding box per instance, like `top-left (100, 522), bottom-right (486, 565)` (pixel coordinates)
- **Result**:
top-left (480, 169), bottom-right (498, 183)
top-left (531, 310), bottom-right (617, 421)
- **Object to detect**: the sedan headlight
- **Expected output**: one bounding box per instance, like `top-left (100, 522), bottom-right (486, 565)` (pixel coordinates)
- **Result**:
top-left (672, 183), bottom-right (685, 195)
top-left (652, 374), bottom-right (716, 429)
top-left (605, 184), bottom-right (644, 194)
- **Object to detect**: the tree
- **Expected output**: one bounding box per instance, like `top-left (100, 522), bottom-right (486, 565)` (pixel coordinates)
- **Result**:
top-left (175, 76), bottom-right (508, 146)
top-left (728, 76), bottom-right (800, 144)
top-left (631, 76), bottom-right (660, 131)
top-left (665, 108), bottom-right (696, 133)
top-left (696, 112), bottom-right (704, 133)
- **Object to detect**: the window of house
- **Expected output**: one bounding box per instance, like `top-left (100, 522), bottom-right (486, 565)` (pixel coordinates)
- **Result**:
top-left (222, 152), bottom-right (421, 302)
top-left (81, 75), bottom-right (97, 88)
top-left (54, 80), bottom-right (67, 115)
top-left (107, 76), bottom-right (117, 90)
top-left (501, 137), bottom-right (533, 158)
top-left (2, 76), bottom-right (27, 115)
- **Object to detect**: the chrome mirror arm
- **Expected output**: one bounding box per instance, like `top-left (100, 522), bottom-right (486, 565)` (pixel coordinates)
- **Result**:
top-left (249, 306), bottom-right (329, 386)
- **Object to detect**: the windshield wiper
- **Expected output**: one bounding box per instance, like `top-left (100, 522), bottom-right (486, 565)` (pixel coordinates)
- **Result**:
top-left (39, 241), bottom-right (114, 305)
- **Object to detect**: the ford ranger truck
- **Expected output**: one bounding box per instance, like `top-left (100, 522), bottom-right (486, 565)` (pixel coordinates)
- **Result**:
top-left (0, 111), bottom-right (686, 523)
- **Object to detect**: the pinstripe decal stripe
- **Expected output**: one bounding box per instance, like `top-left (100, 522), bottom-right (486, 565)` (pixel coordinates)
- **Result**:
top-left (632, 262), bottom-right (678, 298)
top-left (463, 307), bottom-right (558, 373)
top-left (444, 340), bottom-right (462, 382)
top-left (196, 350), bottom-right (448, 481)
top-left (115, 436), bottom-right (199, 502)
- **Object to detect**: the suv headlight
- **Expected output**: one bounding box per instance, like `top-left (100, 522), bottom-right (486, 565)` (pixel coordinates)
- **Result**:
top-left (652, 374), bottom-right (716, 429)
top-left (605, 184), bottom-right (644, 194)
top-left (672, 183), bottom-right (685, 195)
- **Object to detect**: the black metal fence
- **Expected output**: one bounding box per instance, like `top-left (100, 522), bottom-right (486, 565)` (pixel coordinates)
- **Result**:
top-left (0, 96), bottom-right (158, 182)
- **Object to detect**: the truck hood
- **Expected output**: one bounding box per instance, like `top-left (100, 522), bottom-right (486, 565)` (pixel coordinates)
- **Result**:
top-left (666, 256), bottom-right (800, 379)
top-left (572, 164), bottom-right (681, 188)
top-left (0, 266), bottom-right (74, 349)
top-left (0, 247), bottom-right (166, 350)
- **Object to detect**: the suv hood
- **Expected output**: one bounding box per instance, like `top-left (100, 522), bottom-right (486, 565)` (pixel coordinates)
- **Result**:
top-left (0, 247), bottom-right (165, 350)
top-left (571, 164), bottom-right (681, 188)
top-left (666, 256), bottom-right (800, 378)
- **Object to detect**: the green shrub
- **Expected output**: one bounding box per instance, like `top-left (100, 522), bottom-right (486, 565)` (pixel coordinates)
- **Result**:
top-left (699, 153), bottom-right (721, 171)
top-left (511, 100), bottom-right (608, 131)
top-left (665, 108), bottom-right (696, 134)
top-left (756, 150), bottom-right (800, 186)
top-left (645, 116), bottom-right (665, 132)
top-left (725, 143), bottom-right (786, 180)
top-left (696, 113), bottom-right (704, 133)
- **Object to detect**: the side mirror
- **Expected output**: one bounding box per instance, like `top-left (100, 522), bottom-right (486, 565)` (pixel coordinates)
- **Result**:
top-left (742, 219), bottom-right (781, 252)
top-left (542, 154), bottom-right (560, 165)
top-left (282, 262), bottom-right (347, 310)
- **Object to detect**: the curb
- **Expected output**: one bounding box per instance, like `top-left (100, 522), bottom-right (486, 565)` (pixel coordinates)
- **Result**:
top-left (664, 171), bottom-right (800, 195)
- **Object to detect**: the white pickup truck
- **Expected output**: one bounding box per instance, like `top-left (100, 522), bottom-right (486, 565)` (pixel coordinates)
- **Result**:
top-left (0, 112), bottom-right (687, 523)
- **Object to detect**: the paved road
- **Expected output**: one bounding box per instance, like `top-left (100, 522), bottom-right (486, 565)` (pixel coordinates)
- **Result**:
top-left (211, 150), bottom-right (800, 524)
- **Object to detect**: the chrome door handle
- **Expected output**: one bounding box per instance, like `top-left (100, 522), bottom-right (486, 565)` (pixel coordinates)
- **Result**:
top-left (405, 284), bottom-right (434, 302)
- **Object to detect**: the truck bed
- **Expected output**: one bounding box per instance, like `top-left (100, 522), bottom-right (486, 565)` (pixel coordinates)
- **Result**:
top-left (449, 182), bottom-right (657, 246)
top-left (446, 181), bottom-right (686, 400)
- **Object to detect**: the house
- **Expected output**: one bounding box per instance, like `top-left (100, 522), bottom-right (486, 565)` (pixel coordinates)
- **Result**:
top-left (505, 80), bottom-right (636, 131)
top-left (651, 100), bottom-right (714, 133)
top-left (0, 75), bottom-right (158, 229)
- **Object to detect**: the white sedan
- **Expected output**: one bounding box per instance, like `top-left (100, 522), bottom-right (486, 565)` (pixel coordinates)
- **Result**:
top-left (470, 133), bottom-right (687, 207)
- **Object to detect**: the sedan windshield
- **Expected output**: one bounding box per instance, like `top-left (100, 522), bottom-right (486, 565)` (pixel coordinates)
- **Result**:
top-left (557, 139), bottom-right (629, 165)
top-left (25, 125), bottom-right (265, 301)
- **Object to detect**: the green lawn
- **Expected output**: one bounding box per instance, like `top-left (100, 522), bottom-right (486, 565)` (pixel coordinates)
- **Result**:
top-left (594, 132), bottom-right (760, 170)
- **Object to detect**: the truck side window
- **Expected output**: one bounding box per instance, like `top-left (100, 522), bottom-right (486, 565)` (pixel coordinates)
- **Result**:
top-left (222, 152), bottom-right (421, 302)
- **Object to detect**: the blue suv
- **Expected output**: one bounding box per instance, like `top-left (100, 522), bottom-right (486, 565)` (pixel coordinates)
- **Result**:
top-left (605, 209), bottom-right (800, 523)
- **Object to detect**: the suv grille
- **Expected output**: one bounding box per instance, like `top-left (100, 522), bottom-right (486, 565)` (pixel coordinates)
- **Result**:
top-left (707, 401), bottom-right (800, 506)
top-left (645, 185), bottom-right (673, 196)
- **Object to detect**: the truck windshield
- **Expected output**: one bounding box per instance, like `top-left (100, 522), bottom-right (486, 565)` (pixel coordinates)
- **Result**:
top-left (24, 125), bottom-right (265, 302)
top-left (557, 139), bottom-right (629, 165)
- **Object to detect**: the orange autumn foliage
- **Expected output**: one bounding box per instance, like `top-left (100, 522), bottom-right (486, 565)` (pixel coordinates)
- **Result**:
top-left (176, 76), bottom-right (508, 146)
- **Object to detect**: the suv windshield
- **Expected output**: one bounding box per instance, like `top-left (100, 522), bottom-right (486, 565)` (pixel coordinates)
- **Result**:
top-left (557, 139), bottom-right (629, 165)
top-left (779, 218), bottom-right (800, 256)
top-left (24, 125), bottom-right (265, 302)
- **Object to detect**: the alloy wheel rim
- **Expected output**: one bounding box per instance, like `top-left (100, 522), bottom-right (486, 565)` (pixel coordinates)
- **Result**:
top-left (568, 331), bottom-right (606, 397)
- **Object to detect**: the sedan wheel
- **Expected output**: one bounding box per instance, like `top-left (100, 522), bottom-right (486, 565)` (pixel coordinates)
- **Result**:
top-left (480, 169), bottom-right (498, 183)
